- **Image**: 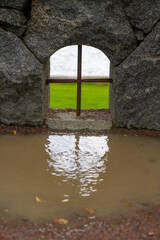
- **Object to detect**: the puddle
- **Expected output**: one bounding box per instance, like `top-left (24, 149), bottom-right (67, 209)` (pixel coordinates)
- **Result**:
top-left (0, 134), bottom-right (159, 222)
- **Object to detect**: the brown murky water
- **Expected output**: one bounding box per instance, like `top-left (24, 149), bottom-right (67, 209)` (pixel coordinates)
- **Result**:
top-left (0, 134), bottom-right (159, 222)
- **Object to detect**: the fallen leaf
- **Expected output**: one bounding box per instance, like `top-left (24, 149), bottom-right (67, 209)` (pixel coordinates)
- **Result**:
top-left (12, 130), bottom-right (17, 135)
top-left (123, 135), bottom-right (127, 137)
top-left (3, 209), bottom-right (9, 213)
top-left (83, 208), bottom-right (95, 214)
top-left (52, 218), bottom-right (68, 224)
top-left (35, 196), bottom-right (45, 203)
top-left (122, 199), bottom-right (132, 207)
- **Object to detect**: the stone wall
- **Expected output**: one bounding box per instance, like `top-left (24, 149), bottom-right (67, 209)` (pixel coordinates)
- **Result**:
top-left (0, 0), bottom-right (48, 125)
top-left (0, 0), bottom-right (159, 129)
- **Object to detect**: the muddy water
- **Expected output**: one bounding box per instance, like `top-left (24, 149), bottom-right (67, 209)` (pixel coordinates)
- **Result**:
top-left (0, 134), bottom-right (159, 222)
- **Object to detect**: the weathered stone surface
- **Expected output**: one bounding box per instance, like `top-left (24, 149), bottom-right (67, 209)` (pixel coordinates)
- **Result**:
top-left (0, 8), bottom-right (27, 27)
top-left (126, 0), bottom-right (160, 34)
top-left (110, 22), bottom-right (160, 130)
top-left (0, 28), bottom-right (47, 126)
top-left (23, 0), bottom-right (136, 66)
top-left (120, 0), bottom-right (131, 7)
top-left (0, 0), bottom-right (159, 130)
top-left (6, 25), bottom-right (27, 37)
top-left (134, 29), bottom-right (144, 42)
top-left (0, 0), bottom-right (30, 10)
top-left (46, 116), bottom-right (112, 131)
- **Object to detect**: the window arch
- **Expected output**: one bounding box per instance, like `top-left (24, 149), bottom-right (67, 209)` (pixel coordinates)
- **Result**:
top-left (48, 45), bottom-right (112, 116)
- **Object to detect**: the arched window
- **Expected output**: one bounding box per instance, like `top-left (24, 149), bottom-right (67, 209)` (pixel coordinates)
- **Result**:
top-left (49, 45), bottom-right (111, 115)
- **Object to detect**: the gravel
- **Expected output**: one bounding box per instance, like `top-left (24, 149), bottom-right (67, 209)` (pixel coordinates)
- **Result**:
top-left (0, 205), bottom-right (160, 240)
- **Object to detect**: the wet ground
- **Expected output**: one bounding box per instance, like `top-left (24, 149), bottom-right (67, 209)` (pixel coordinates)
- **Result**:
top-left (0, 205), bottom-right (160, 239)
top-left (0, 133), bottom-right (160, 222)
top-left (0, 124), bottom-right (159, 239)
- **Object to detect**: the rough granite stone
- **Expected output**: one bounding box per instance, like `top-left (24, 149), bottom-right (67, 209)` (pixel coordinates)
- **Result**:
top-left (0, 0), bottom-right (30, 11)
top-left (23, 0), bottom-right (136, 66)
top-left (120, 0), bottom-right (131, 7)
top-left (126, 0), bottom-right (160, 34)
top-left (0, 28), bottom-right (46, 126)
top-left (0, 8), bottom-right (27, 27)
top-left (134, 29), bottom-right (144, 42)
top-left (0, 0), bottom-right (159, 130)
top-left (6, 25), bottom-right (27, 37)
top-left (110, 22), bottom-right (160, 130)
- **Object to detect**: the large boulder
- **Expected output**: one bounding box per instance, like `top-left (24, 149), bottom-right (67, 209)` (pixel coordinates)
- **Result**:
top-left (110, 22), bottom-right (160, 130)
top-left (0, 8), bottom-right (27, 27)
top-left (23, 0), bottom-right (136, 66)
top-left (0, 28), bottom-right (47, 126)
top-left (0, 0), bottom-right (30, 11)
top-left (125, 0), bottom-right (160, 34)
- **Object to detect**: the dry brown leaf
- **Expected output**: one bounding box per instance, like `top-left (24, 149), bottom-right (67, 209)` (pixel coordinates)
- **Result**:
top-left (52, 218), bottom-right (68, 224)
top-left (83, 208), bottom-right (95, 214)
top-left (12, 130), bottom-right (17, 135)
top-left (122, 199), bottom-right (132, 207)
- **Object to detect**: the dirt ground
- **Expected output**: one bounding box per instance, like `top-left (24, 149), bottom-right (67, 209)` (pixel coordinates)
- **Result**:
top-left (0, 122), bottom-right (160, 138)
top-left (0, 110), bottom-right (160, 239)
top-left (0, 205), bottom-right (160, 240)
top-left (46, 108), bottom-right (112, 121)
top-left (0, 108), bottom-right (160, 137)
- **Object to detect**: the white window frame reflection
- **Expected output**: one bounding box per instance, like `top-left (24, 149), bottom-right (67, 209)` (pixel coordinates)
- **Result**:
top-left (45, 135), bottom-right (109, 197)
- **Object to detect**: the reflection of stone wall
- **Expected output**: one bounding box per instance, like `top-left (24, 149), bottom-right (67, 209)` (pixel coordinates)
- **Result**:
top-left (0, 0), bottom-right (160, 129)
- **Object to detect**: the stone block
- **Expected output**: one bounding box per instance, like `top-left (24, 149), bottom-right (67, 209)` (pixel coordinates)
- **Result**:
top-left (110, 22), bottom-right (160, 130)
top-left (0, 28), bottom-right (46, 126)
top-left (23, 0), bottom-right (136, 66)
top-left (0, 0), bottom-right (30, 11)
top-left (126, 0), bottom-right (160, 34)
top-left (0, 8), bottom-right (27, 27)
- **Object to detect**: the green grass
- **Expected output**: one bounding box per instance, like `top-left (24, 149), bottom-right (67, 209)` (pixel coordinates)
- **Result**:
top-left (50, 83), bottom-right (109, 109)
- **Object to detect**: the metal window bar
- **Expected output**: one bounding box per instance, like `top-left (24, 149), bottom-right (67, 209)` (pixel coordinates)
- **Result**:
top-left (46, 45), bottom-right (113, 116)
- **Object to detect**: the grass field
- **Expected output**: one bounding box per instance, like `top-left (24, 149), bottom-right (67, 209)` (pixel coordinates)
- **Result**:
top-left (50, 83), bottom-right (109, 109)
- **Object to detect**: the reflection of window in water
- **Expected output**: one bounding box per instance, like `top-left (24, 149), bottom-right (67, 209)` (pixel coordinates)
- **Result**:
top-left (45, 135), bottom-right (109, 197)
